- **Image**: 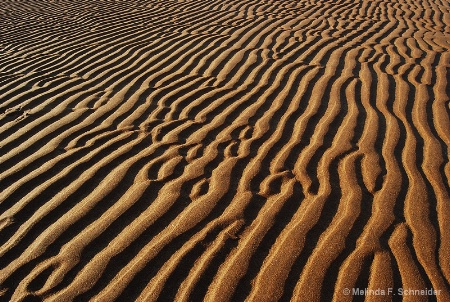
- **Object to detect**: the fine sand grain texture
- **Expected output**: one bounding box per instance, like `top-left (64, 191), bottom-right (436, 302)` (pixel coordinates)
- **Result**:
top-left (0, 0), bottom-right (449, 301)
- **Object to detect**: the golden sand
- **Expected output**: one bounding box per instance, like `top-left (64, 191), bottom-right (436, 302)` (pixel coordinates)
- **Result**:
top-left (0, 0), bottom-right (449, 301)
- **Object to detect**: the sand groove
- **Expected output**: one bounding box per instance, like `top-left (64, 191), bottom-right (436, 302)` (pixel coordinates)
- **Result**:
top-left (1, 0), bottom-right (449, 301)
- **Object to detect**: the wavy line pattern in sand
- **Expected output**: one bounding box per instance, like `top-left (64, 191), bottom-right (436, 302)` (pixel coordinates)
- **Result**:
top-left (0, 0), bottom-right (449, 301)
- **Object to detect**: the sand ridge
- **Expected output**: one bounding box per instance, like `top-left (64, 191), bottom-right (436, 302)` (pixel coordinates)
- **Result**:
top-left (0, 0), bottom-right (449, 301)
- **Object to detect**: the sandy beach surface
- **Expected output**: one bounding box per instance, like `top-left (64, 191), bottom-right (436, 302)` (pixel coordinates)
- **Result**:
top-left (1, 0), bottom-right (449, 301)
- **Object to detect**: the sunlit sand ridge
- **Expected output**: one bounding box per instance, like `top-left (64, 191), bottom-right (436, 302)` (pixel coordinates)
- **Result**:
top-left (0, 0), bottom-right (449, 301)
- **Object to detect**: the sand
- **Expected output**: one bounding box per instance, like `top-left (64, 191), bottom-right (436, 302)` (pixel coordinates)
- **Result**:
top-left (0, 0), bottom-right (449, 301)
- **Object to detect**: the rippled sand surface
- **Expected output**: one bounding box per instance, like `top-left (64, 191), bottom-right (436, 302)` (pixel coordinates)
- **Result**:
top-left (0, 0), bottom-right (449, 301)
